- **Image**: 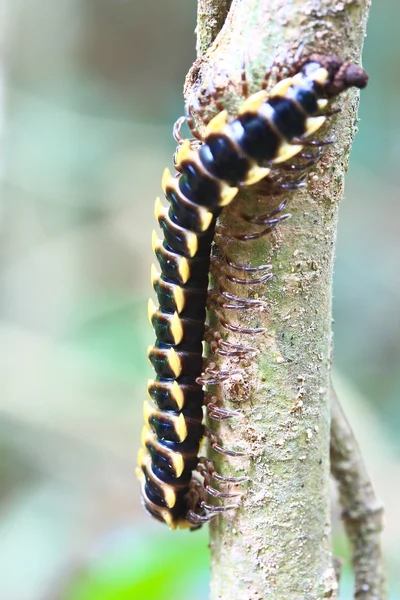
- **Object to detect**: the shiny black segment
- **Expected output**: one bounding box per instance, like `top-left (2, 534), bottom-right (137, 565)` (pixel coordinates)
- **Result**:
top-left (148, 379), bottom-right (204, 412)
top-left (153, 277), bottom-right (207, 320)
top-left (151, 462), bottom-right (193, 487)
top-left (234, 114), bottom-right (280, 163)
top-left (199, 135), bottom-right (249, 186)
top-left (154, 244), bottom-right (210, 288)
top-left (166, 187), bottom-right (220, 233)
top-left (269, 97), bottom-right (306, 139)
top-left (148, 411), bottom-right (204, 444)
top-left (158, 216), bottom-right (214, 258)
top-left (149, 346), bottom-right (203, 379)
top-left (293, 85), bottom-right (318, 114)
top-left (144, 480), bottom-right (167, 507)
top-left (179, 161), bottom-right (221, 208)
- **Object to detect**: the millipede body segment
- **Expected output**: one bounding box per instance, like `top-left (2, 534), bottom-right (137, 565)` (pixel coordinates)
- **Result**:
top-left (137, 54), bottom-right (368, 529)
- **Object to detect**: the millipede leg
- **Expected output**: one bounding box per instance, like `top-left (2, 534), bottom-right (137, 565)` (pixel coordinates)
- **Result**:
top-left (291, 136), bottom-right (335, 147)
top-left (186, 510), bottom-right (216, 525)
top-left (240, 199), bottom-right (288, 224)
top-left (278, 156), bottom-right (321, 172)
top-left (224, 256), bottom-right (272, 273)
top-left (253, 173), bottom-right (307, 195)
top-left (207, 78), bottom-right (225, 113)
top-left (185, 100), bottom-right (204, 141)
top-left (241, 58), bottom-right (249, 98)
top-left (321, 106), bottom-right (343, 118)
top-left (298, 150), bottom-right (324, 160)
top-left (173, 116), bottom-right (186, 145)
top-left (219, 316), bottom-right (266, 334)
top-left (219, 289), bottom-right (266, 309)
top-left (199, 500), bottom-right (238, 513)
top-left (226, 270), bottom-right (274, 284)
top-left (184, 481), bottom-right (210, 527)
top-left (196, 366), bottom-right (243, 386)
top-left (231, 215), bottom-right (291, 242)
top-left (198, 464), bottom-right (242, 498)
top-left (207, 402), bottom-right (243, 421)
top-left (199, 458), bottom-right (249, 484)
top-left (205, 329), bottom-right (258, 358)
top-left (208, 291), bottom-right (266, 312)
top-left (205, 428), bottom-right (246, 457)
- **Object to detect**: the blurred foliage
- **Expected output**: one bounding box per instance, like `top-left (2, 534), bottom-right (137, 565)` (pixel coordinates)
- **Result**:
top-left (62, 529), bottom-right (209, 600)
top-left (0, 1), bottom-right (399, 599)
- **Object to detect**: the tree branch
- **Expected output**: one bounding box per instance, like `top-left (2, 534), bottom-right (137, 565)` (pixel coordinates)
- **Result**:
top-left (330, 385), bottom-right (386, 600)
top-left (184, 1), bottom-right (371, 598)
top-left (196, 0), bottom-right (232, 57)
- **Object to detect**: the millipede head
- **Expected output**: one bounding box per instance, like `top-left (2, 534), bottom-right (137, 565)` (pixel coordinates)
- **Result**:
top-left (300, 54), bottom-right (368, 97)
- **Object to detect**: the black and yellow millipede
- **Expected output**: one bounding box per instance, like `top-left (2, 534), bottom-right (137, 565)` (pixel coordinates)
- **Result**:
top-left (136, 54), bottom-right (368, 529)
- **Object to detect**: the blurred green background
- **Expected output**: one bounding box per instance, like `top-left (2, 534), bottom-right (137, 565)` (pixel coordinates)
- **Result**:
top-left (0, 1), bottom-right (398, 599)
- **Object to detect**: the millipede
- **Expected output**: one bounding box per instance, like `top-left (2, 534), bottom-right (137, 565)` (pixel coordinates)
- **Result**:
top-left (136, 53), bottom-right (368, 529)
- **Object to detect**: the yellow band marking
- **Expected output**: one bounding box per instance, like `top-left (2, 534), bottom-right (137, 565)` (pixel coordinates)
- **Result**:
top-left (196, 206), bottom-right (213, 231)
top-left (178, 256), bottom-right (190, 284)
top-left (172, 380), bottom-right (185, 410)
top-left (152, 230), bottom-right (161, 254)
top-left (272, 143), bottom-right (303, 164)
top-left (173, 285), bottom-right (185, 313)
top-left (205, 109), bottom-right (228, 136)
top-left (175, 139), bottom-right (192, 167)
top-left (219, 182), bottom-right (239, 207)
top-left (163, 510), bottom-right (175, 529)
top-left (143, 400), bottom-right (153, 428)
top-left (146, 379), bottom-right (155, 398)
top-left (244, 165), bottom-right (271, 186)
top-left (141, 452), bottom-right (177, 509)
top-left (312, 67), bottom-right (329, 85)
top-left (147, 345), bottom-right (154, 367)
top-left (175, 412), bottom-right (188, 443)
top-left (304, 116), bottom-right (326, 136)
top-left (154, 196), bottom-right (166, 221)
top-left (137, 447), bottom-right (147, 470)
top-left (269, 77), bottom-right (293, 98)
top-left (142, 426), bottom-right (185, 478)
top-left (147, 297), bottom-right (157, 327)
top-left (185, 230), bottom-right (198, 257)
top-left (162, 486), bottom-right (177, 509)
top-left (168, 347), bottom-right (182, 378)
top-left (141, 424), bottom-right (151, 448)
top-left (238, 90), bottom-right (268, 115)
top-left (150, 263), bottom-right (160, 288)
top-left (292, 73), bottom-right (304, 86)
top-left (161, 167), bottom-right (173, 194)
top-left (170, 311), bottom-right (184, 344)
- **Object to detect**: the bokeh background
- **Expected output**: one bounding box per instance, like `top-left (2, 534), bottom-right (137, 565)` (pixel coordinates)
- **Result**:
top-left (0, 1), bottom-right (398, 599)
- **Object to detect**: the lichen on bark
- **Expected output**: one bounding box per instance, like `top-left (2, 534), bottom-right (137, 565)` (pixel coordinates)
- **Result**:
top-left (184, 1), bottom-right (371, 598)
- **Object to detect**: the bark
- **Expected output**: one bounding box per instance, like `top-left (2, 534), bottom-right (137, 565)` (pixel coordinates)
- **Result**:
top-left (330, 385), bottom-right (387, 600)
top-left (196, 0), bottom-right (233, 57)
top-left (183, 1), bottom-right (371, 599)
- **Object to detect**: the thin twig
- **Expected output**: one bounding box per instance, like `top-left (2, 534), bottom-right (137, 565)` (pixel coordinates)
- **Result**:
top-left (330, 384), bottom-right (387, 600)
top-left (196, 0), bottom-right (232, 57)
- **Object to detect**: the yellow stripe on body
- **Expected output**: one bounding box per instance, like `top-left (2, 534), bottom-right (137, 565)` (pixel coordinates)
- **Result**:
top-left (168, 347), bottom-right (183, 378)
top-left (142, 426), bottom-right (185, 478)
top-left (272, 143), bottom-right (304, 164)
top-left (238, 90), bottom-right (268, 115)
top-left (304, 116), bottom-right (326, 136)
top-left (269, 77), bottom-right (294, 98)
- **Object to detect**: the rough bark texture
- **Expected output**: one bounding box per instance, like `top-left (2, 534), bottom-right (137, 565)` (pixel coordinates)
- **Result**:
top-left (184, 1), bottom-right (370, 599)
top-left (196, 0), bottom-right (233, 57)
top-left (330, 386), bottom-right (387, 600)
